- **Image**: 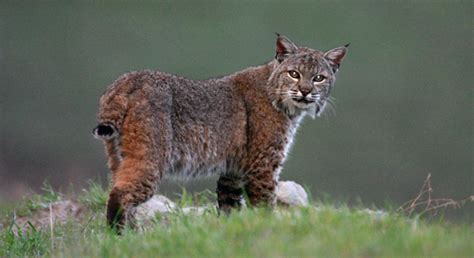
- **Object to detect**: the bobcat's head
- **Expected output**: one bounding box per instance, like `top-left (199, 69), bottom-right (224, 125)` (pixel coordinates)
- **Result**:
top-left (268, 34), bottom-right (347, 118)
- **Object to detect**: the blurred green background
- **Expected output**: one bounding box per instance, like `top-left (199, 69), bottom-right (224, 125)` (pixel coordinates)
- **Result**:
top-left (1, 2), bottom-right (472, 218)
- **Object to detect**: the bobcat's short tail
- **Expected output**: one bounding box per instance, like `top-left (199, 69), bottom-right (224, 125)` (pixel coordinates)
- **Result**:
top-left (92, 72), bottom-right (139, 141)
top-left (92, 93), bottom-right (128, 141)
top-left (92, 122), bottom-right (118, 140)
top-left (92, 94), bottom-right (128, 141)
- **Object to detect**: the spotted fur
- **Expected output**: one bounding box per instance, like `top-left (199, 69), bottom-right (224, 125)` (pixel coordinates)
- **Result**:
top-left (94, 34), bottom-right (347, 232)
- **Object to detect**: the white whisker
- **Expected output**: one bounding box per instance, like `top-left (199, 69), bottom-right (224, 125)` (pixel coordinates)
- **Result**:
top-left (323, 100), bottom-right (336, 118)
top-left (327, 96), bottom-right (337, 108)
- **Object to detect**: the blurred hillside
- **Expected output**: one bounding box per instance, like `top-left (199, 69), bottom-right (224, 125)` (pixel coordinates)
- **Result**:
top-left (0, 2), bottom-right (472, 218)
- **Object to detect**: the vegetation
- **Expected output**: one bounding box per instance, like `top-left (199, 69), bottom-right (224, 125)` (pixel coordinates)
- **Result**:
top-left (1, 183), bottom-right (472, 258)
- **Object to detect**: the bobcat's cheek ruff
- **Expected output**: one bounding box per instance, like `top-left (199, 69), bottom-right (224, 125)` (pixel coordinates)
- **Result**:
top-left (93, 123), bottom-right (118, 140)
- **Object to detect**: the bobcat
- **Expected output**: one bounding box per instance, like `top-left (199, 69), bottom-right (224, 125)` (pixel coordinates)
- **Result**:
top-left (93, 34), bottom-right (347, 231)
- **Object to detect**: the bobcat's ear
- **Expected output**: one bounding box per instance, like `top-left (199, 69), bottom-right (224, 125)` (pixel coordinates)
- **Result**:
top-left (323, 44), bottom-right (349, 73)
top-left (275, 33), bottom-right (298, 63)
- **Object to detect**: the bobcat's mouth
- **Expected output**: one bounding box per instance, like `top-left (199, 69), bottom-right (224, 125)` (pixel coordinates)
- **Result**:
top-left (293, 98), bottom-right (315, 104)
top-left (289, 97), bottom-right (317, 111)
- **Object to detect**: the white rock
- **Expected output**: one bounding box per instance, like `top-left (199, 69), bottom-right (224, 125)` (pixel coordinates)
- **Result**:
top-left (359, 208), bottom-right (388, 220)
top-left (182, 206), bottom-right (209, 215)
top-left (276, 181), bottom-right (309, 207)
top-left (135, 195), bottom-right (176, 222)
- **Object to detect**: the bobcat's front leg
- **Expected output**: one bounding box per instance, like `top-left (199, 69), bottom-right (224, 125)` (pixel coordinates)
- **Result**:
top-left (242, 156), bottom-right (280, 207)
top-left (216, 173), bottom-right (244, 214)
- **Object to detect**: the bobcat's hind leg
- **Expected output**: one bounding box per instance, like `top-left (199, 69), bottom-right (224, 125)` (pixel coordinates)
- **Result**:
top-left (106, 157), bottom-right (160, 232)
top-left (216, 173), bottom-right (244, 214)
top-left (106, 106), bottom-right (172, 232)
top-left (105, 140), bottom-right (121, 173)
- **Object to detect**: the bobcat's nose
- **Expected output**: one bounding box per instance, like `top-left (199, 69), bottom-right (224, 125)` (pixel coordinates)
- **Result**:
top-left (299, 89), bottom-right (311, 97)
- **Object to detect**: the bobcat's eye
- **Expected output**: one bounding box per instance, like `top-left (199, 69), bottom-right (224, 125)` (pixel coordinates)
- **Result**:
top-left (313, 75), bottom-right (326, 83)
top-left (288, 70), bottom-right (300, 79)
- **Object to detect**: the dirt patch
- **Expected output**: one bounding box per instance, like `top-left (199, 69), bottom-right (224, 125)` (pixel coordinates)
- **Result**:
top-left (6, 200), bottom-right (87, 233)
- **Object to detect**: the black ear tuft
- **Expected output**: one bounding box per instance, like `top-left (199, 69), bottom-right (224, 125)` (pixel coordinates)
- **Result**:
top-left (275, 33), bottom-right (298, 63)
top-left (92, 123), bottom-right (117, 140)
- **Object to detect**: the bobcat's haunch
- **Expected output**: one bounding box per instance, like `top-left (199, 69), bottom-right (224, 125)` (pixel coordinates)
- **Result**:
top-left (94, 34), bottom-right (347, 232)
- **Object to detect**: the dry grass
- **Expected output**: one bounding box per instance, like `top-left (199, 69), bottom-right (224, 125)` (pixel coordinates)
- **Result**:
top-left (398, 173), bottom-right (474, 217)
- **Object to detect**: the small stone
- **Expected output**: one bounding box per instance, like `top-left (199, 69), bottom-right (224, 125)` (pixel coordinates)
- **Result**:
top-left (182, 206), bottom-right (208, 215)
top-left (135, 195), bottom-right (176, 223)
top-left (276, 181), bottom-right (309, 207)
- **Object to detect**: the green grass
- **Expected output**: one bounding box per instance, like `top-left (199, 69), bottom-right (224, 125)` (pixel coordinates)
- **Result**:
top-left (1, 184), bottom-right (472, 258)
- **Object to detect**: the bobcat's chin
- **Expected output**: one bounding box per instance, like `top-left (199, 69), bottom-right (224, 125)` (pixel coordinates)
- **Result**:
top-left (287, 98), bottom-right (328, 119)
top-left (275, 97), bottom-right (318, 118)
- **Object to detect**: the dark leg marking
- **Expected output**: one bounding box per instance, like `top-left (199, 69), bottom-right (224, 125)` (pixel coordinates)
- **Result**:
top-left (217, 173), bottom-right (244, 214)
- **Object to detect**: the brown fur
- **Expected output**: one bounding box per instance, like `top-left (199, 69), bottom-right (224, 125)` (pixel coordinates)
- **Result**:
top-left (93, 34), bottom-right (347, 232)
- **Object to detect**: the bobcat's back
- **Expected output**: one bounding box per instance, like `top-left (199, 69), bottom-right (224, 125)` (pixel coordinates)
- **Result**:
top-left (94, 70), bottom-right (249, 180)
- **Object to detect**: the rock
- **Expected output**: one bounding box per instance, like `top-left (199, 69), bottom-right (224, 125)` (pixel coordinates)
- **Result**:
top-left (135, 195), bottom-right (212, 226)
top-left (359, 208), bottom-right (388, 220)
top-left (276, 181), bottom-right (309, 207)
top-left (11, 200), bottom-right (85, 234)
top-left (135, 195), bottom-right (176, 223)
top-left (182, 206), bottom-right (209, 215)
